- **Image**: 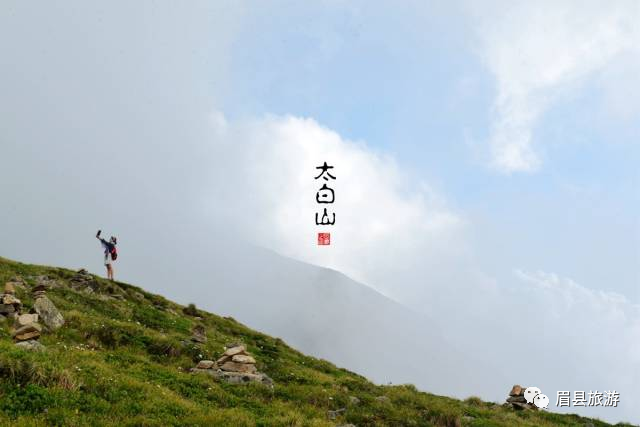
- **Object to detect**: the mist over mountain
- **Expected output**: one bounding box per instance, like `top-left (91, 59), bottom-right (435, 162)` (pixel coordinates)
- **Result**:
top-left (181, 241), bottom-right (506, 400)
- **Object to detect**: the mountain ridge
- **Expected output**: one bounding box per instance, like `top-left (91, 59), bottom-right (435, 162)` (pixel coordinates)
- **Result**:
top-left (0, 256), bottom-right (630, 426)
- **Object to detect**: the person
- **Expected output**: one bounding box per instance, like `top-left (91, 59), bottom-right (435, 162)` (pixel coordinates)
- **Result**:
top-left (96, 230), bottom-right (117, 281)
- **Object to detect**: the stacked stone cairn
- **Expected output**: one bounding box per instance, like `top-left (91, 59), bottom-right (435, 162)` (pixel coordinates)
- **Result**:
top-left (506, 385), bottom-right (537, 410)
top-left (191, 344), bottom-right (273, 387)
top-left (1, 282), bottom-right (46, 351)
top-left (0, 282), bottom-right (21, 321)
top-left (0, 277), bottom-right (65, 351)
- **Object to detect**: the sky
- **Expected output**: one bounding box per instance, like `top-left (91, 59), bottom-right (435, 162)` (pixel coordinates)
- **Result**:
top-left (1, 0), bottom-right (639, 423)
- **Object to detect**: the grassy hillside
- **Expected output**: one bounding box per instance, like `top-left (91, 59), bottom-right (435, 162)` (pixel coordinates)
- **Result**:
top-left (0, 257), bottom-right (630, 427)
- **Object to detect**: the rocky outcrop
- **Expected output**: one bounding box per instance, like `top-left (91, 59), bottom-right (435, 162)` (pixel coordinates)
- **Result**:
top-left (15, 339), bottom-right (46, 352)
top-left (191, 324), bottom-right (207, 343)
top-left (191, 344), bottom-right (273, 387)
top-left (505, 385), bottom-right (537, 410)
top-left (32, 275), bottom-right (61, 290)
top-left (69, 269), bottom-right (99, 292)
top-left (327, 408), bottom-right (346, 420)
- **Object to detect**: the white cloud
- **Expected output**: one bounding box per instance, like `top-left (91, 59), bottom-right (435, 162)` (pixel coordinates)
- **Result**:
top-left (508, 269), bottom-right (640, 420)
top-left (470, 0), bottom-right (640, 172)
top-left (206, 113), bottom-right (466, 294)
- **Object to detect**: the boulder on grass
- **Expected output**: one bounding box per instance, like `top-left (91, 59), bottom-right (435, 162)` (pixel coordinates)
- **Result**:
top-left (196, 360), bottom-right (216, 369)
top-left (32, 296), bottom-right (64, 330)
top-left (15, 340), bottom-right (46, 352)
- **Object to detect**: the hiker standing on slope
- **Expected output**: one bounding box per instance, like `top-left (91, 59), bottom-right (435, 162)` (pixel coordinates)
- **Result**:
top-left (96, 230), bottom-right (118, 281)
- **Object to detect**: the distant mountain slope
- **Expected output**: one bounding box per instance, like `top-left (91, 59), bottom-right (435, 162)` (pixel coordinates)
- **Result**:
top-left (0, 256), bottom-right (625, 426)
top-left (135, 240), bottom-right (505, 400)
top-left (203, 245), bottom-right (499, 399)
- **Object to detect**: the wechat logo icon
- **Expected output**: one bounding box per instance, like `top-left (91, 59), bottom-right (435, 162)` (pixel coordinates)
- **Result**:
top-left (525, 386), bottom-right (549, 409)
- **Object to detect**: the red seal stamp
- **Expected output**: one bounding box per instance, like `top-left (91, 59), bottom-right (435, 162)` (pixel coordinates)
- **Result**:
top-left (317, 232), bottom-right (330, 245)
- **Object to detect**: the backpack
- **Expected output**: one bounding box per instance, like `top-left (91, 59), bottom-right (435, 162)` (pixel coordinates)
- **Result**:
top-left (110, 245), bottom-right (118, 261)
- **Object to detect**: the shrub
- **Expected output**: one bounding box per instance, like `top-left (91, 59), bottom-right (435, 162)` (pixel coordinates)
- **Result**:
top-left (182, 303), bottom-right (199, 317)
top-left (0, 384), bottom-right (54, 418)
top-left (464, 396), bottom-right (484, 406)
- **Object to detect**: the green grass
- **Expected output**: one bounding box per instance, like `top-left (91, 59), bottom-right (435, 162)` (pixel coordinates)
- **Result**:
top-left (0, 256), bottom-right (633, 426)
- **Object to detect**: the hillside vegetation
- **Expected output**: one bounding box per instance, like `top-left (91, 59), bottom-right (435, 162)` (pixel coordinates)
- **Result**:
top-left (0, 257), bottom-right (630, 426)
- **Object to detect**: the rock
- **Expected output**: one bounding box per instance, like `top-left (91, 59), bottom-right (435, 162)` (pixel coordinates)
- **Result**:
top-left (132, 291), bottom-right (145, 301)
top-left (16, 313), bottom-right (39, 328)
top-left (192, 369), bottom-right (274, 387)
top-left (34, 275), bottom-right (60, 289)
top-left (32, 280), bottom-right (49, 299)
top-left (191, 325), bottom-right (207, 343)
top-left (2, 295), bottom-right (20, 305)
top-left (231, 354), bottom-right (255, 364)
top-left (375, 396), bottom-right (390, 403)
top-left (509, 385), bottom-right (523, 396)
top-left (196, 360), bottom-right (216, 369)
top-left (4, 283), bottom-right (15, 294)
top-left (327, 408), bottom-right (346, 420)
top-left (15, 340), bottom-right (46, 351)
top-left (216, 355), bottom-right (232, 365)
top-left (70, 270), bottom-right (99, 292)
top-left (223, 345), bottom-right (246, 357)
top-left (12, 323), bottom-right (43, 337)
top-left (32, 296), bottom-right (64, 330)
top-left (196, 344), bottom-right (268, 383)
top-left (349, 396), bottom-right (360, 405)
top-left (226, 341), bottom-right (242, 348)
top-left (0, 304), bottom-right (16, 314)
top-left (15, 330), bottom-right (42, 341)
top-left (220, 361), bottom-right (257, 374)
top-left (222, 371), bottom-right (272, 387)
top-left (32, 291), bottom-right (46, 299)
top-left (505, 384), bottom-right (537, 410)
